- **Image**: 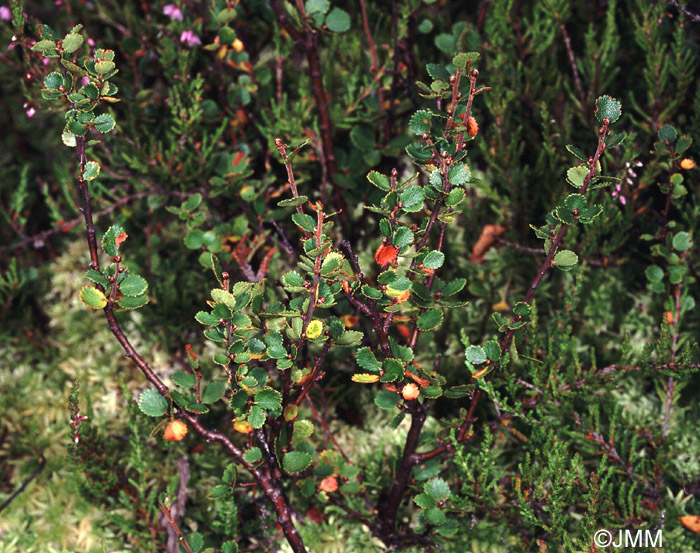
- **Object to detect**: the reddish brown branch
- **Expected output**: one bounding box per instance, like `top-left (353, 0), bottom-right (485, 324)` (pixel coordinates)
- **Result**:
top-left (359, 0), bottom-right (384, 109)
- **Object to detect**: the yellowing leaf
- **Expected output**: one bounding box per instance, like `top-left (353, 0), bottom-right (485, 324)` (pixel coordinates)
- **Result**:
top-left (233, 420), bottom-right (254, 434)
top-left (79, 285), bottom-right (107, 309)
top-left (351, 373), bottom-right (380, 383)
top-left (306, 320), bottom-right (323, 339)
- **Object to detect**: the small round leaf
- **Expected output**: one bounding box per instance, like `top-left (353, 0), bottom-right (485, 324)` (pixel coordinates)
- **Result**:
top-left (119, 274), bottom-right (148, 296)
top-left (595, 95), bottom-right (621, 124)
top-left (282, 451), bottom-right (313, 474)
top-left (138, 389), bottom-right (168, 417)
top-left (325, 7), bottom-right (350, 32)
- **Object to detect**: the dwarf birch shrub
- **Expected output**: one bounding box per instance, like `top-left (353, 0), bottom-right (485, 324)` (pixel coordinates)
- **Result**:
top-left (1, 1), bottom-right (699, 553)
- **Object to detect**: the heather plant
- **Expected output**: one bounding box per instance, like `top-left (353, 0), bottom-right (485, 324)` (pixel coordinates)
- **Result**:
top-left (1, 2), bottom-right (699, 553)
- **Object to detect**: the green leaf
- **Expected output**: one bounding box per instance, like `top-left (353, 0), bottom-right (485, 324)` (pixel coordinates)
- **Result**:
top-left (668, 264), bottom-right (686, 284)
top-left (325, 7), bottom-right (350, 32)
top-left (367, 171), bottom-right (391, 191)
top-left (172, 371), bottom-right (196, 388)
top-left (183, 532), bottom-right (203, 553)
top-left (426, 63), bottom-right (451, 81)
top-left (277, 195), bottom-right (308, 207)
top-left (578, 205), bottom-right (603, 224)
top-left (101, 225), bottom-right (126, 256)
top-left (305, 0), bottom-right (330, 14)
top-left (81, 83), bottom-right (99, 100)
top-left (607, 131), bottom-right (627, 148)
top-left (79, 285), bottom-right (107, 309)
top-left (362, 285), bottom-right (383, 299)
top-left (445, 188), bottom-right (465, 206)
top-left (435, 33), bottom-right (456, 54)
top-left (424, 477), bottom-right (450, 502)
top-left (414, 493), bottom-right (437, 509)
top-left (451, 51), bottom-right (479, 69)
top-left (202, 382), bottom-right (226, 404)
top-left (243, 447), bottom-right (262, 463)
top-left (566, 145), bottom-right (587, 161)
top-left (595, 95), bottom-right (621, 123)
top-left (138, 389), bottom-right (168, 417)
top-left (435, 517), bottom-right (458, 535)
top-left (399, 186), bottom-right (425, 212)
top-left (356, 347), bottom-right (381, 373)
top-left (409, 110), bottom-right (432, 135)
top-left (645, 265), bottom-right (664, 283)
top-left (423, 251), bottom-right (444, 269)
top-left (94, 60), bottom-right (116, 75)
top-left (221, 541), bottom-right (238, 553)
top-left (465, 345), bottom-right (486, 365)
top-left (381, 358), bottom-right (405, 382)
top-left (119, 274), bottom-right (148, 296)
top-left (444, 385), bottom-right (471, 398)
top-left (182, 193), bottom-right (203, 211)
top-left (209, 484), bottom-right (230, 499)
top-left (321, 252), bottom-right (344, 275)
top-left (483, 340), bottom-right (500, 361)
top-left (185, 229), bottom-right (204, 249)
top-left (212, 353), bottom-right (230, 366)
top-left (44, 72), bottom-right (63, 89)
top-left (186, 402), bottom-right (209, 414)
top-left (254, 388), bottom-right (282, 411)
top-left (293, 419), bottom-right (314, 437)
top-left (424, 507), bottom-right (446, 525)
top-left (553, 249), bottom-right (578, 267)
top-left (62, 33), bottom-right (84, 53)
top-left (374, 390), bottom-right (399, 409)
top-left (566, 166), bottom-right (588, 188)
top-left (93, 113), bottom-right (115, 133)
top-left (282, 271), bottom-right (305, 288)
top-left (442, 278), bottom-right (466, 297)
top-left (31, 40), bottom-right (57, 52)
top-left (195, 311), bottom-right (220, 326)
top-left (215, 7), bottom-right (237, 24)
top-left (350, 125), bottom-right (374, 151)
top-left (658, 124), bottom-right (677, 142)
top-left (417, 309), bottom-right (443, 331)
top-left (672, 231), bottom-right (692, 252)
top-left (292, 213), bottom-right (315, 233)
top-left (676, 135), bottom-right (692, 154)
top-left (68, 119), bottom-right (87, 136)
top-left (393, 227), bottom-right (414, 249)
top-left (447, 163), bottom-right (470, 185)
top-left (248, 405), bottom-right (266, 428)
top-left (85, 269), bottom-right (109, 288)
top-left (282, 451), bottom-right (313, 474)
top-left (117, 295), bottom-right (149, 310)
top-left (334, 330), bottom-right (363, 347)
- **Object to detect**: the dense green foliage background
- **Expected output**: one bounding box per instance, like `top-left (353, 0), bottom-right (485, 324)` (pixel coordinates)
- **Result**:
top-left (1, 0), bottom-right (699, 552)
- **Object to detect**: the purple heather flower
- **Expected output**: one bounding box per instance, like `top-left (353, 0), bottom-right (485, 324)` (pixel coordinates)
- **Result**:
top-left (180, 29), bottom-right (201, 47)
top-left (0, 6), bottom-right (11, 21)
top-left (163, 4), bottom-right (183, 20)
